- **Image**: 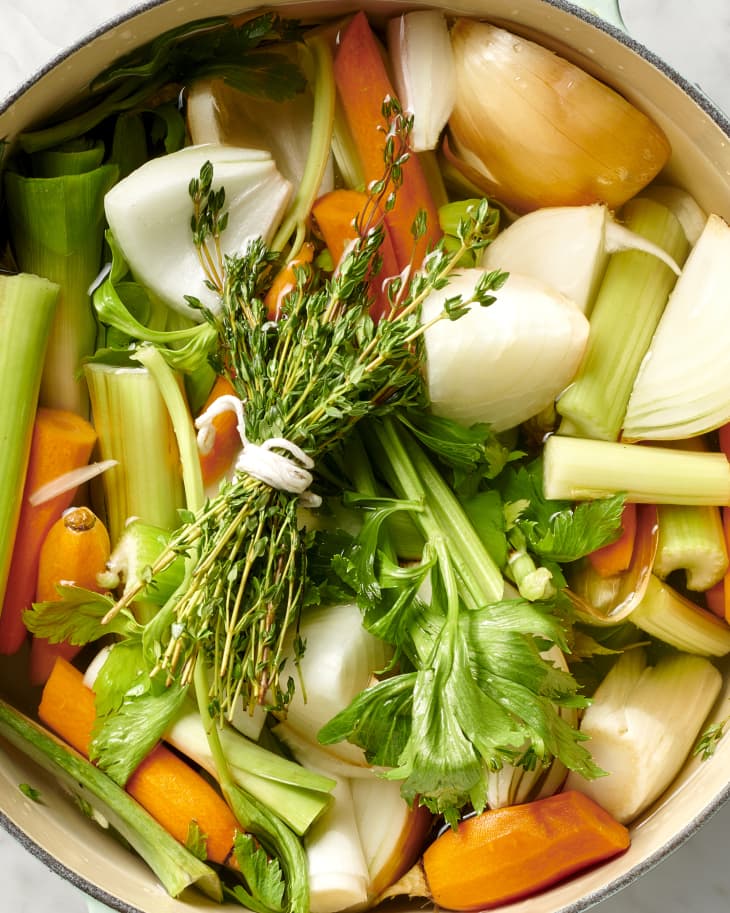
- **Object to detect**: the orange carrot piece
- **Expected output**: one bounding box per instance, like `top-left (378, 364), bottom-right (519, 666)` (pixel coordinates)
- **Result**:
top-left (312, 188), bottom-right (400, 320)
top-left (587, 502), bottom-right (638, 578)
top-left (422, 791), bottom-right (630, 911)
top-left (29, 506), bottom-right (111, 686)
top-left (197, 376), bottom-right (241, 490)
top-left (718, 422), bottom-right (730, 460)
top-left (704, 505), bottom-right (730, 622)
top-left (0, 408), bottom-right (97, 655)
top-left (39, 658), bottom-right (242, 865)
top-left (264, 241), bottom-right (315, 320)
top-left (333, 11), bottom-right (442, 271)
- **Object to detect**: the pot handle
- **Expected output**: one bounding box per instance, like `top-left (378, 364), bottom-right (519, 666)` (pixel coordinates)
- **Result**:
top-left (568, 0), bottom-right (626, 31)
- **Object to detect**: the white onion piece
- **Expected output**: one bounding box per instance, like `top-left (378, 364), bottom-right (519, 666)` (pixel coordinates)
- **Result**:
top-left (104, 144), bottom-right (292, 320)
top-left (386, 10), bottom-right (456, 152)
top-left (280, 602), bottom-right (391, 767)
top-left (623, 214), bottom-right (730, 439)
top-left (422, 270), bottom-right (590, 431)
top-left (482, 204), bottom-right (682, 316)
top-left (29, 459), bottom-right (118, 507)
top-left (83, 644), bottom-right (113, 689)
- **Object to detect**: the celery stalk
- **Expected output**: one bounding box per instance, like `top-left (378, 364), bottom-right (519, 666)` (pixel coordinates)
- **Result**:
top-left (4, 164), bottom-right (119, 415)
top-left (84, 363), bottom-right (185, 545)
top-left (0, 698), bottom-right (222, 901)
top-left (0, 273), bottom-right (59, 611)
top-left (631, 574), bottom-right (730, 656)
top-left (543, 436), bottom-right (730, 505)
top-left (556, 198), bottom-right (689, 440)
top-left (654, 503), bottom-right (728, 591)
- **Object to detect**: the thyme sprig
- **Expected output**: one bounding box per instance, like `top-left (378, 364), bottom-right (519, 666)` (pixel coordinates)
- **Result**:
top-left (105, 105), bottom-right (504, 721)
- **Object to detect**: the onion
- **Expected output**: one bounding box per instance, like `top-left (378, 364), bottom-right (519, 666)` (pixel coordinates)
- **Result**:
top-left (386, 10), bottom-right (456, 153)
top-left (447, 19), bottom-right (670, 213)
top-left (104, 144), bottom-right (292, 320)
top-left (422, 270), bottom-right (589, 432)
top-left (482, 204), bottom-right (681, 314)
top-left (623, 214), bottom-right (730, 439)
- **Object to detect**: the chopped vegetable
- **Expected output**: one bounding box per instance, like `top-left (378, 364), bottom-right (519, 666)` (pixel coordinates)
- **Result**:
top-left (29, 506), bottom-right (111, 685)
top-left (447, 19), bottom-right (670, 213)
top-left (0, 407), bottom-right (96, 655)
top-left (84, 362), bottom-right (185, 545)
top-left (588, 503), bottom-right (638, 578)
top-left (104, 144), bottom-right (293, 319)
top-left (555, 197), bottom-right (688, 440)
top-left (421, 269), bottom-right (589, 431)
top-left (543, 436), bottom-right (730, 505)
top-left (311, 188), bottom-right (399, 320)
top-left (630, 574), bottom-right (730, 656)
top-left (0, 274), bottom-right (59, 631)
top-left (654, 501), bottom-right (728, 591)
top-left (0, 694), bottom-right (222, 900)
top-left (38, 657), bottom-right (243, 866)
top-left (482, 202), bottom-right (682, 316)
top-left (566, 648), bottom-right (722, 822)
top-left (382, 791), bottom-right (630, 910)
top-left (386, 10), bottom-right (456, 153)
top-left (195, 374), bottom-right (242, 491)
top-left (623, 214), bottom-right (730, 439)
top-left (332, 11), bottom-right (442, 270)
top-left (4, 164), bottom-right (119, 415)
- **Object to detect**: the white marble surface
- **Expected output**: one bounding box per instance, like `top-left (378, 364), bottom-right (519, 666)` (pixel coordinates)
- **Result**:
top-left (1, 0), bottom-right (730, 911)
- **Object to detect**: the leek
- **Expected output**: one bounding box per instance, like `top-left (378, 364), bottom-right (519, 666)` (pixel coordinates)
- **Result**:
top-left (542, 436), bottom-right (730, 506)
top-left (84, 363), bottom-right (185, 545)
top-left (654, 503), bottom-right (728, 591)
top-left (565, 647), bottom-right (722, 822)
top-left (630, 574), bottom-right (730, 656)
top-left (0, 698), bottom-right (222, 901)
top-left (0, 272), bottom-right (59, 612)
top-left (164, 707), bottom-right (335, 836)
top-left (555, 197), bottom-right (689, 440)
top-left (4, 164), bottom-right (119, 415)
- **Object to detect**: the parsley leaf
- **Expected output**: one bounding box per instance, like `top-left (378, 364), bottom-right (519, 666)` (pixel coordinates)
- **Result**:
top-left (23, 586), bottom-right (138, 645)
top-left (230, 833), bottom-right (286, 913)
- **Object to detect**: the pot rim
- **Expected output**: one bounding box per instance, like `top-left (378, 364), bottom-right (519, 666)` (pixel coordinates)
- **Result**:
top-left (2, 2), bottom-right (730, 912)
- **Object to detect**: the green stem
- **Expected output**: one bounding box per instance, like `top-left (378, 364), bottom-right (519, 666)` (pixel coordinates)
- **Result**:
top-left (370, 417), bottom-right (504, 608)
top-left (270, 34), bottom-right (336, 254)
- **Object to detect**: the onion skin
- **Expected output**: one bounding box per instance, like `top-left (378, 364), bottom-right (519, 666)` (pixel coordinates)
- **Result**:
top-left (448, 20), bottom-right (670, 213)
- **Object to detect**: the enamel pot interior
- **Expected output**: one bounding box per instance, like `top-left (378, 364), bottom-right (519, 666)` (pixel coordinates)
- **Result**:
top-left (2, 2), bottom-right (730, 912)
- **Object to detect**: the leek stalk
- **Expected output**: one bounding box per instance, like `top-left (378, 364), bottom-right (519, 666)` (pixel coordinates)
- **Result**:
top-left (84, 363), bottom-right (185, 546)
top-left (542, 436), bottom-right (730, 506)
top-left (0, 698), bottom-right (222, 901)
top-left (4, 164), bottom-right (119, 416)
top-left (165, 707), bottom-right (335, 836)
top-left (0, 272), bottom-right (59, 612)
top-left (556, 198), bottom-right (689, 440)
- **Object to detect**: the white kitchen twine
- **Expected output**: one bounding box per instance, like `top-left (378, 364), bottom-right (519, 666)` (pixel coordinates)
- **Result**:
top-left (195, 394), bottom-right (321, 507)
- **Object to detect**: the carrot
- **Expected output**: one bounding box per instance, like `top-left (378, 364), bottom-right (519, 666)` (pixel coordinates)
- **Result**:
top-left (29, 506), bottom-right (111, 686)
top-left (38, 657), bottom-right (242, 865)
top-left (587, 502), bottom-right (638, 577)
top-left (311, 189), bottom-right (400, 320)
top-left (333, 11), bottom-right (442, 271)
top-left (419, 791), bottom-right (630, 911)
top-left (703, 505), bottom-right (730, 622)
top-left (197, 375), bottom-right (241, 490)
top-left (0, 407), bottom-right (97, 655)
top-left (264, 241), bottom-right (315, 320)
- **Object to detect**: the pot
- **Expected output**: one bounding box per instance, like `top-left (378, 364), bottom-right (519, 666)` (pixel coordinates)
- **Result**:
top-left (1, 2), bottom-right (730, 913)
